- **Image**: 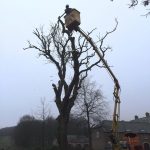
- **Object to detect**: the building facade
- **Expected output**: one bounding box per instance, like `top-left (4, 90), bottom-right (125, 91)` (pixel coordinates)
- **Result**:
top-left (92, 113), bottom-right (150, 150)
top-left (53, 135), bottom-right (89, 149)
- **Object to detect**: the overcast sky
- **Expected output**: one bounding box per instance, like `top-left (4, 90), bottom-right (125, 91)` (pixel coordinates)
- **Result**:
top-left (0, 0), bottom-right (150, 128)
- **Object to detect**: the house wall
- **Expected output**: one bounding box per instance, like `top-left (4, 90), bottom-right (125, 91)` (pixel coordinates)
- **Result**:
top-left (92, 130), bottom-right (150, 150)
top-left (92, 129), bottom-right (111, 150)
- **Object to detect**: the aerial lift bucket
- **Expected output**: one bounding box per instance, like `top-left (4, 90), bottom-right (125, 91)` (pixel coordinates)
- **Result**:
top-left (64, 9), bottom-right (81, 31)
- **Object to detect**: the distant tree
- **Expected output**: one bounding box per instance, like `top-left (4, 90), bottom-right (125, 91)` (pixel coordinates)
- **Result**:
top-left (73, 78), bottom-right (109, 150)
top-left (35, 98), bottom-right (51, 150)
top-left (36, 98), bottom-right (51, 121)
top-left (68, 114), bottom-right (88, 136)
top-left (14, 115), bottom-right (37, 147)
top-left (25, 15), bottom-right (117, 150)
top-left (19, 114), bottom-right (35, 123)
top-left (14, 114), bottom-right (38, 147)
top-left (45, 116), bottom-right (57, 145)
top-left (14, 114), bottom-right (57, 149)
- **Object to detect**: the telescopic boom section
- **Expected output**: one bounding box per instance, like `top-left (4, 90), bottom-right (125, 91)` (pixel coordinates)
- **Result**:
top-left (77, 27), bottom-right (121, 150)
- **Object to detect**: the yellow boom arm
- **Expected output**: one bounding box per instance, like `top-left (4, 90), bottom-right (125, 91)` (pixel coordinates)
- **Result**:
top-left (77, 27), bottom-right (121, 150)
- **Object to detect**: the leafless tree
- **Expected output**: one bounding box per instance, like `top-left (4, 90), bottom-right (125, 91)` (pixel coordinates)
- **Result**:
top-left (25, 17), bottom-right (117, 150)
top-left (36, 98), bottom-right (50, 121)
top-left (35, 98), bottom-right (51, 150)
top-left (72, 78), bottom-right (109, 150)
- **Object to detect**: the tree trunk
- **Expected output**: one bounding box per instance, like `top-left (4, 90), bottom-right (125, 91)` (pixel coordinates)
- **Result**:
top-left (42, 121), bottom-right (45, 150)
top-left (87, 110), bottom-right (93, 150)
top-left (57, 115), bottom-right (68, 150)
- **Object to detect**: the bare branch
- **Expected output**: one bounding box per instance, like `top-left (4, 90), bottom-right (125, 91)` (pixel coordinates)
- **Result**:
top-left (99, 19), bottom-right (118, 51)
top-left (128, 0), bottom-right (138, 8)
top-left (142, 8), bottom-right (150, 16)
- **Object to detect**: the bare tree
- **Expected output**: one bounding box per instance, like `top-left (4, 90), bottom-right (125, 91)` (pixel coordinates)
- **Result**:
top-left (35, 98), bottom-right (51, 150)
top-left (25, 17), bottom-right (117, 150)
top-left (72, 78), bottom-right (109, 150)
top-left (36, 97), bottom-right (50, 121)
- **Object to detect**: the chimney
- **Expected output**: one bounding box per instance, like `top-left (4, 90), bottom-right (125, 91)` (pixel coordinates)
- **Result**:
top-left (145, 112), bottom-right (149, 118)
top-left (135, 115), bottom-right (139, 120)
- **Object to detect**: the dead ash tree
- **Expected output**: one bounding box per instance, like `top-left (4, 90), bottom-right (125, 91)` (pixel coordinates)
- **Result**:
top-left (25, 17), bottom-right (118, 150)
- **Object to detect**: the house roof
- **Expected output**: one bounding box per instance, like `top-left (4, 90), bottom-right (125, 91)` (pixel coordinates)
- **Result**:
top-left (94, 120), bottom-right (150, 133)
top-left (131, 117), bottom-right (150, 123)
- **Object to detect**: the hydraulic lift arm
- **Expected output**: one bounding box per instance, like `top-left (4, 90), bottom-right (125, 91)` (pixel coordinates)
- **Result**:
top-left (76, 27), bottom-right (121, 150)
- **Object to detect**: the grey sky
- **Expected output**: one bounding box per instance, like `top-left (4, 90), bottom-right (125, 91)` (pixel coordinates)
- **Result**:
top-left (0, 0), bottom-right (150, 128)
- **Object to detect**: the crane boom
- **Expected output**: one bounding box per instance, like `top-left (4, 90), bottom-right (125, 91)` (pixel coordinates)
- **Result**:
top-left (77, 27), bottom-right (121, 150)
